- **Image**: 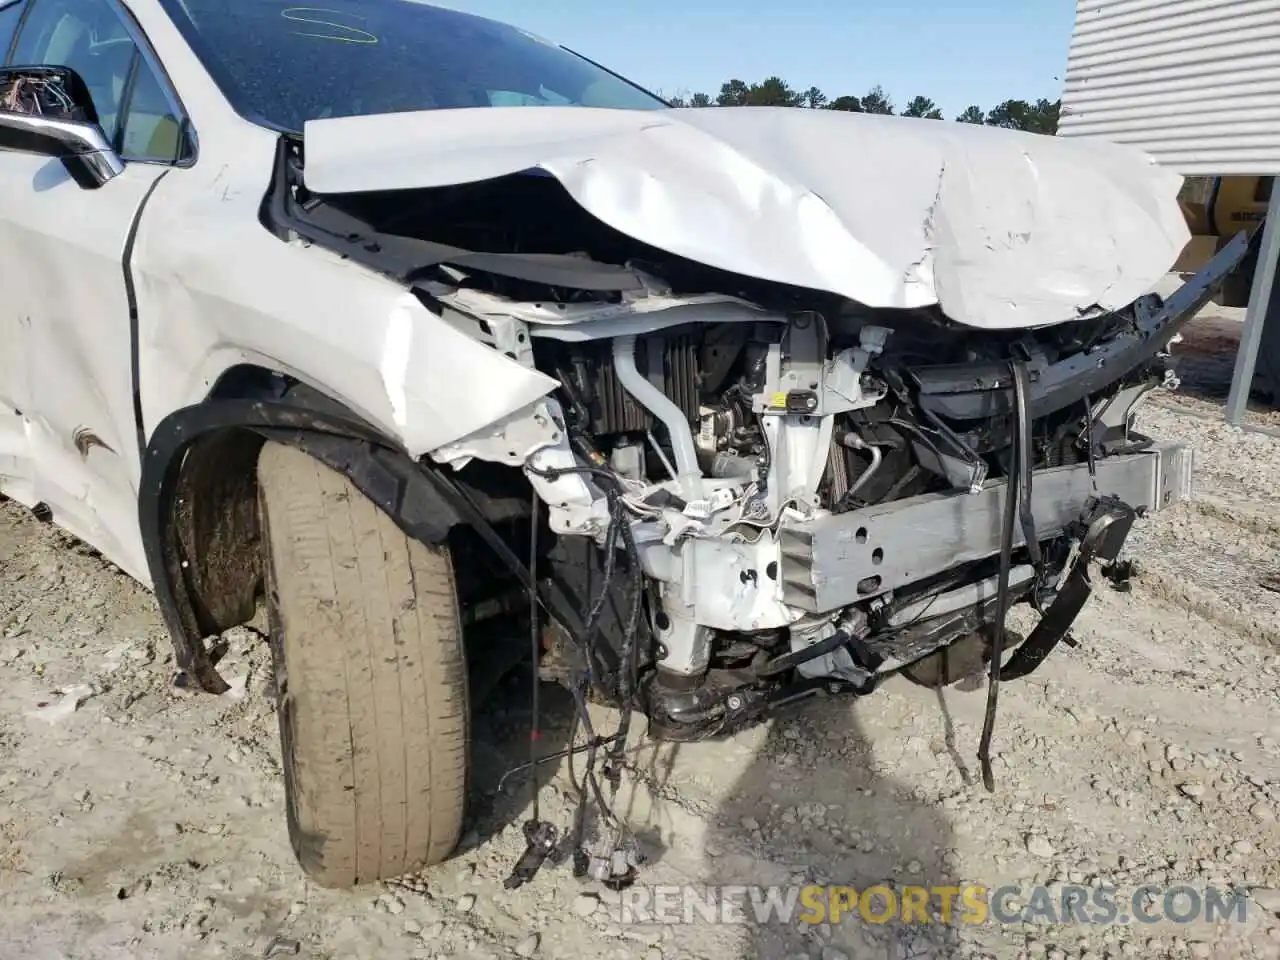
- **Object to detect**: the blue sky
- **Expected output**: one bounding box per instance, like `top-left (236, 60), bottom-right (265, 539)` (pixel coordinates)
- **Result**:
top-left (436, 0), bottom-right (1077, 118)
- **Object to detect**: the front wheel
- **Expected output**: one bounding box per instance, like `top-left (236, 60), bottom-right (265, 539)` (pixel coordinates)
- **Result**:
top-left (256, 441), bottom-right (469, 888)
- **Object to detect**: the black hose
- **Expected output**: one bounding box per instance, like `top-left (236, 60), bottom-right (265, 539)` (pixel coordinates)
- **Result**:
top-left (977, 357), bottom-right (1031, 791)
top-left (528, 492), bottom-right (542, 824)
top-left (582, 511), bottom-right (622, 665)
top-left (1013, 363), bottom-right (1041, 573)
top-left (1082, 394), bottom-right (1099, 492)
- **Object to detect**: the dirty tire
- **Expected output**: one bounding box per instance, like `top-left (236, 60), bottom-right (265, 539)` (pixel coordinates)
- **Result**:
top-left (256, 441), bottom-right (468, 888)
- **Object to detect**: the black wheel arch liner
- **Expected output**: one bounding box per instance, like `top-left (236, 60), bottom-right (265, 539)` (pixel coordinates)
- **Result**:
top-left (139, 381), bottom-right (472, 694)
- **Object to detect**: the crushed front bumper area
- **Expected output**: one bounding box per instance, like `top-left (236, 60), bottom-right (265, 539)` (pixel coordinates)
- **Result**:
top-left (780, 440), bottom-right (1192, 614)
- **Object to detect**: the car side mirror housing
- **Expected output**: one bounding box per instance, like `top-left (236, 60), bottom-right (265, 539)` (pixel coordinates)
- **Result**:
top-left (0, 65), bottom-right (123, 189)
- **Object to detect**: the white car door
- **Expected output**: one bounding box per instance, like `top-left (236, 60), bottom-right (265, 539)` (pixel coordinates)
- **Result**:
top-left (0, 0), bottom-right (190, 582)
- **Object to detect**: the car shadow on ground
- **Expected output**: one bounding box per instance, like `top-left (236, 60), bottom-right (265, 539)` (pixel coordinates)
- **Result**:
top-left (461, 645), bottom-right (964, 956)
top-left (699, 698), bottom-right (962, 957)
top-left (711, 701), bottom-right (962, 957)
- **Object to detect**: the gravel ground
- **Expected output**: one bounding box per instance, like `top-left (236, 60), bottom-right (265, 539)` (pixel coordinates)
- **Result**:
top-left (2, 352), bottom-right (1279, 960)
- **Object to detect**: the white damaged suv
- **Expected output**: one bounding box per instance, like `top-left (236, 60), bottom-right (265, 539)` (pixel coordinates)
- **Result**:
top-left (0, 0), bottom-right (1249, 888)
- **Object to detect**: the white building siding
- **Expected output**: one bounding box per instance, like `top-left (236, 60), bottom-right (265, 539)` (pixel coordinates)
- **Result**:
top-left (1059, 0), bottom-right (1280, 175)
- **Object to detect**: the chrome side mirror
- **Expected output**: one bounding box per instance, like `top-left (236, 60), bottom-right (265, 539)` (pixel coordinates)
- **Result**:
top-left (0, 65), bottom-right (123, 189)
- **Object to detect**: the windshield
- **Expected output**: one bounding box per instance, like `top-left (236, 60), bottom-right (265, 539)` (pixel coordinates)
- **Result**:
top-left (159, 0), bottom-right (667, 132)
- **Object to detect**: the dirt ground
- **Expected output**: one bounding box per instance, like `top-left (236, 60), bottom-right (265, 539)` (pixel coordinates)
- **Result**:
top-left (2, 318), bottom-right (1280, 960)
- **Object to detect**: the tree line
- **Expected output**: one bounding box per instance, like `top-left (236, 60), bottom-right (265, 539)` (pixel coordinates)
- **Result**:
top-left (663, 77), bottom-right (1061, 135)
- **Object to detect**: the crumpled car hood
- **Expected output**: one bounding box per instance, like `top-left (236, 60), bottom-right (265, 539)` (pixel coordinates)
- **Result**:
top-left (302, 106), bottom-right (1190, 330)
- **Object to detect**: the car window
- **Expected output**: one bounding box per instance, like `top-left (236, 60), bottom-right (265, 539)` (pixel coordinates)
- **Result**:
top-left (0, 1), bottom-right (23, 63)
top-left (10, 0), bottom-right (134, 144)
top-left (119, 57), bottom-right (182, 162)
top-left (159, 0), bottom-right (666, 133)
top-left (9, 0), bottom-right (186, 163)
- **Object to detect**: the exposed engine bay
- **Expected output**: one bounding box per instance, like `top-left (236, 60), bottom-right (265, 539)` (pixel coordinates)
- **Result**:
top-left (265, 135), bottom-right (1250, 884)
top-left (269, 147), bottom-right (1247, 738)
top-left (426, 267), bottom-right (1188, 726)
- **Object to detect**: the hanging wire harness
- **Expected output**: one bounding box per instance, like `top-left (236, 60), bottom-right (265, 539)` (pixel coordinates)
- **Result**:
top-left (498, 456), bottom-right (652, 889)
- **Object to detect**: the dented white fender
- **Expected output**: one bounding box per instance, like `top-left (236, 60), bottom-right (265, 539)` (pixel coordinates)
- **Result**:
top-left (303, 105), bottom-right (1191, 330)
top-left (130, 133), bottom-right (560, 466)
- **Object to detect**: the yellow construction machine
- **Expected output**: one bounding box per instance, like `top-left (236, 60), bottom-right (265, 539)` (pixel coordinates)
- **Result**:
top-left (1175, 175), bottom-right (1272, 306)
